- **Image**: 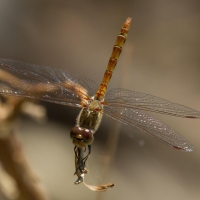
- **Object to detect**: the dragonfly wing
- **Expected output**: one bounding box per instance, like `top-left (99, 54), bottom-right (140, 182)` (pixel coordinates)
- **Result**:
top-left (0, 59), bottom-right (98, 97)
top-left (0, 79), bottom-right (84, 107)
top-left (103, 106), bottom-right (194, 152)
top-left (105, 88), bottom-right (200, 118)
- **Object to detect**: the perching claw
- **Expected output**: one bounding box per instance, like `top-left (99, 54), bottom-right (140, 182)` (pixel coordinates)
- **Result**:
top-left (74, 145), bottom-right (90, 176)
top-left (73, 145), bottom-right (114, 191)
top-left (74, 146), bottom-right (90, 185)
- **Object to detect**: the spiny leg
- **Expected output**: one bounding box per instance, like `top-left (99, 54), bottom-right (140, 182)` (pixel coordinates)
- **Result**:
top-left (74, 145), bottom-right (91, 175)
top-left (82, 145), bottom-right (91, 168)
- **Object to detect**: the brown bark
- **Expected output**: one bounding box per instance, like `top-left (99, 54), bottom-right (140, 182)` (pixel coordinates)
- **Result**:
top-left (0, 131), bottom-right (49, 200)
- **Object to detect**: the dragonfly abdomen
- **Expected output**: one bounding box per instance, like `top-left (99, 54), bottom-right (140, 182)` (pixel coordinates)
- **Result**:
top-left (95, 17), bottom-right (132, 101)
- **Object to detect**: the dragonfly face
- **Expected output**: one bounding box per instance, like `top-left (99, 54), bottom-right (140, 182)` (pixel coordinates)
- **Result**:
top-left (70, 98), bottom-right (103, 148)
top-left (70, 126), bottom-right (94, 148)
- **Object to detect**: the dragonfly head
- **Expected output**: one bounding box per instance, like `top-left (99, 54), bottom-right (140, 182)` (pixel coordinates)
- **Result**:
top-left (70, 126), bottom-right (94, 148)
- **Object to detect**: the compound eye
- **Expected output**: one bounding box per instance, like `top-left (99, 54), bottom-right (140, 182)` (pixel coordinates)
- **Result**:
top-left (70, 126), bottom-right (94, 148)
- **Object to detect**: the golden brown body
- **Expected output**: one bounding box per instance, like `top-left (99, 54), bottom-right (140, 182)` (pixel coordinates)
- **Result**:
top-left (71, 18), bottom-right (132, 149)
top-left (94, 17), bottom-right (132, 101)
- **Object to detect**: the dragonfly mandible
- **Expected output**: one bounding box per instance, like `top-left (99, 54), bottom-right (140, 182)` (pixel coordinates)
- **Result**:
top-left (0, 18), bottom-right (200, 189)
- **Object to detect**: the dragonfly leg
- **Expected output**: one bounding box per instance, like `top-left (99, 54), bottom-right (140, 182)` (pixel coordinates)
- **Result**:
top-left (74, 145), bottom-right (91, 185)
top-left (82, 145), bottom-right (91, 168)
top-left (74, 145), bottom-right (91, 175)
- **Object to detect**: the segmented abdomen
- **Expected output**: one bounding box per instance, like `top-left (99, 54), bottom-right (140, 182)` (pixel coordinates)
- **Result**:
top-left (95, 17), bottom-right (132, 101)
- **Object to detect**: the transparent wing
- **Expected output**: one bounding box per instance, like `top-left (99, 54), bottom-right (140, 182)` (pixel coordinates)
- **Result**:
top-left (0, 58), bottom-right (98, 97)
top-left (0, 59), bottom-right (99, 106)
top-left (105, 88), bottom-right (200, 118)
top-left (103, 106), bottom-right (194, 152)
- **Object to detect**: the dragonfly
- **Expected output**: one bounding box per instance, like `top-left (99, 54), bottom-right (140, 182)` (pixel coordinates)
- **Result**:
top-left (0, 17), bottom-right (200, 190)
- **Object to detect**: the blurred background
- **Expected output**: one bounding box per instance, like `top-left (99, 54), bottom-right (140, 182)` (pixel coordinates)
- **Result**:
top-left (0, 0), bottom-right (200, 199)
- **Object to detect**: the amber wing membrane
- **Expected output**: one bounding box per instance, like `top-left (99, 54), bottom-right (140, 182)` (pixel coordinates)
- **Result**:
top-left (0, 59), bottom-right (98, 106)
top-left (95, 17), bottom-right (132, 100)
top-left (0, 79), bottom-right (83, 106)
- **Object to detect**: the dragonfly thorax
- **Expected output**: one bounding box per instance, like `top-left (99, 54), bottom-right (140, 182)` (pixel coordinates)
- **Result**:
top-left (70, 99), bottom-right (103, 147)
top-left (87, 99), bottom-right (103, 112)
